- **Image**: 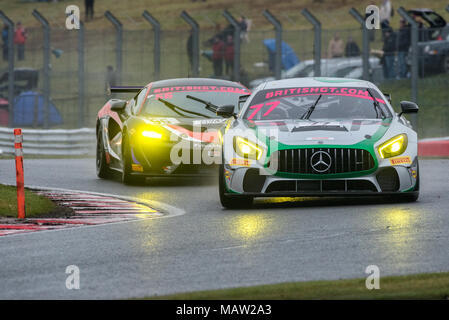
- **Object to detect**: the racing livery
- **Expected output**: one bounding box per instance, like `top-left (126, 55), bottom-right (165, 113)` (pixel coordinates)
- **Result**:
top-left (218, 77), bottom-right (420, 208)
top-left (96, 78), bottom-right (250, 184)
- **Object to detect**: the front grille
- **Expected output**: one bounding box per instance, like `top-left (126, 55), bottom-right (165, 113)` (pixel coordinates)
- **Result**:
top-left (265, 179), bottom-right (378, 193)
top-left (274, 148), bottom-right (375, 174)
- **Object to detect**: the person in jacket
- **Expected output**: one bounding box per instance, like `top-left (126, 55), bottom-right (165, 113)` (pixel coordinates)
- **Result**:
top-left (224, 35), bottom-right (234, 77)
top-left (14, 22), bottom-right (27, 61)
top-left (397, 19), bottom-right (411, 78)
top-left (382, 27), bottom-right (397, 79)
top-left (345, 36), bottom-right (360, 57)
top-left (212, 36), bottom-right (225, 77)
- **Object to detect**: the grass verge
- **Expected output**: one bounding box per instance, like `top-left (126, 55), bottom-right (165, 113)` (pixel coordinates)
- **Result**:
top-left (0, 184), bottom-right (55, 218)
top-left (148, 272), bottom-right (449, 300)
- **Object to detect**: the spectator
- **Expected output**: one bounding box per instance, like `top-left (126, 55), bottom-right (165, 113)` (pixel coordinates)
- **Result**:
top-left (2, 25), bottom-right (8, 61)
top-left (345, 36), bottom-right (360, 57)
top-left (14, 22), bottom-right (26, 61)
top-left (397, 19), bottom-right (410, 78)
top-left (212, 36), bottom-right (225, 77)
top-left (327, 32), bottom-right (344, 58)
top-left (382, 27), bottom-right (396, 79)
top-left (85, 0), bottom-right (94, 21)
top-left (224, 35), bottom-right (234, 76)
top-left (239, 16), bottom-right (248, 42)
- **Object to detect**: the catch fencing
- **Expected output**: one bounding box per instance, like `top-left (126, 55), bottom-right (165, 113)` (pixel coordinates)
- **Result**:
top-left (0, 6), bottom-right (448, 140)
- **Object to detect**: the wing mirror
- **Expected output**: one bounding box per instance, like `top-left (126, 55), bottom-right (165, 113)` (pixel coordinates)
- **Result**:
top-left (216, 105), bottom-right (236, 118)
top-left (110, 99), bottom-right (127, 113)
top-left (398, 101), bottom-right (419, 117)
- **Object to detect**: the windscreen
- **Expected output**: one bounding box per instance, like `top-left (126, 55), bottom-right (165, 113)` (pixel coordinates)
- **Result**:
top-left (243, 86), bottom-right (392, 121)
top-left (141, 85), bottom-right (249, 118)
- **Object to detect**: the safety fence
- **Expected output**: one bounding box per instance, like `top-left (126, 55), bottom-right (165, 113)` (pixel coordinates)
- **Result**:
top-left (0, 6), bottom-right (448, 138)
top-left (0, 127), bottom-right (95, 156)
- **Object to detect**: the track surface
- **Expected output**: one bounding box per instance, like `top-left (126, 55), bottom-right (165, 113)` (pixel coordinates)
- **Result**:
top-left (0, 158), bottom-right (448, 299)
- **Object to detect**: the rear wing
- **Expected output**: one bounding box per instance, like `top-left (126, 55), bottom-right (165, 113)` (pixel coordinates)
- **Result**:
top-left (107, 86), bottom-right (144, 95)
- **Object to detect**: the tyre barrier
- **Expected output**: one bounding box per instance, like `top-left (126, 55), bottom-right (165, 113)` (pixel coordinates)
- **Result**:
top-left (0, 127), bottom-right (96, 156)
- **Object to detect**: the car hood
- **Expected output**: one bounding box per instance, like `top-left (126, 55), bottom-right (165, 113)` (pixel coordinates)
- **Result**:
top-left (242, 119), bottom-right (391, 147)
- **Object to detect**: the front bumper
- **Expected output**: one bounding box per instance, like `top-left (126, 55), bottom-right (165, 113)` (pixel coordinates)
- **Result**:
top-left (131, 140), bottom-right (220, 176)
top-left (223, 159), bottom-right (419, 196)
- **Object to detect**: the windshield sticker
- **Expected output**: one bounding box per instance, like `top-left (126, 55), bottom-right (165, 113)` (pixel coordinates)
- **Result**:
top-left (263, 87), bottom-right (385, 104)
top-left (151, 86), bottom-right (249, 95)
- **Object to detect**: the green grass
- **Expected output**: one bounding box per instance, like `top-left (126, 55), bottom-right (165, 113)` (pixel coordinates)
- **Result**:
top-left (0, 184), bottom-right (55, 218)
top-left (147, 272), bottom-right (449, 300)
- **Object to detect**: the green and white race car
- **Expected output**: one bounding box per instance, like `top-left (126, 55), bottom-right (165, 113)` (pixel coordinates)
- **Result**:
top-left (216, 77), bottom-right (420, 208)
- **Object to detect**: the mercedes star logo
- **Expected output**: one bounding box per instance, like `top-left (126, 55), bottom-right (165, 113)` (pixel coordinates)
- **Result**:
top-left (310, 151), bottom-right (332, 173)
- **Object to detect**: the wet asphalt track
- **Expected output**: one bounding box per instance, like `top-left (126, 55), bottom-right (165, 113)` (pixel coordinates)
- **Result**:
top-left (0, 158), bottom-right (448, 299)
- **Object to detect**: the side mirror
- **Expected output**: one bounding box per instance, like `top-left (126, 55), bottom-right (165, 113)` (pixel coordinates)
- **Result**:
top-left (216, 105), bottom-right (236, 118)
top-left (238, 94), bottom-right (251, 110)
top-left (399, 101), bottom-right (419, 117)
top-left (110, 99), bottom-right (127, 113)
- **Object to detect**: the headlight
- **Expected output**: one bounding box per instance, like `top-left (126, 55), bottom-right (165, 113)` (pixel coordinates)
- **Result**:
top-left (142, 130), bottom-right (162, 139)
top-left (378, 134), bottom-right (408, 159)
top-left (234, 136), bottom-right (263, 160)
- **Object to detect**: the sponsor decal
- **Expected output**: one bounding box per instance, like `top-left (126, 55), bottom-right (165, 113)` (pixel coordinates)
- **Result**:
top-left (193, 118), bottom-right (227, 125)
top-left (389, 156), bottom-right (412, 166)
top-left (131, 164), bottom-right (144, 172)
top-left (151, 86), bottom-right (249, 95)
top-left (229, 158), bottom-right (252, 167)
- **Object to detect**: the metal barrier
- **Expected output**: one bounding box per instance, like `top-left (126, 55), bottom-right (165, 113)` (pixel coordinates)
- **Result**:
top-left (0, 127), bottom-right (95, 156)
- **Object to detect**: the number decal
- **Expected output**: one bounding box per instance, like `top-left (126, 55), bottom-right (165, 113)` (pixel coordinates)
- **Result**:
top-left (263, 100), bottom-right (280, 117)
top-left (247, 103), bottom-right (264, 120)
top-left (247, 101), bottom-right (281, 120)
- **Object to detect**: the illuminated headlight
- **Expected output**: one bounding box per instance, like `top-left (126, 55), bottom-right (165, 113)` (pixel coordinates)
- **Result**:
top-left (378, 134), bottom-right (408, 159)
top-left (142, 130), bottom-right (162, 139)
top-left (234, 136), bottom-right (263, 160)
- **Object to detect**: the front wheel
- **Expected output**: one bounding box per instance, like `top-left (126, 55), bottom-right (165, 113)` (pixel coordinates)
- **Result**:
top-left (219, 163), bottom-right (253, 209)
top-left (96, 133), bottom-right (112, 179)
top-left (122, 133), bottom-right (145, 185)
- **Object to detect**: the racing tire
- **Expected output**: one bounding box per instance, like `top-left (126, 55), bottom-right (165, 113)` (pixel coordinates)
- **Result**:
top-left (96, 133), bottom-right (113, 179)
top-left (121, 133), bottom-right (145, 185)
top-left (219, 163), bottom-right (253, 209)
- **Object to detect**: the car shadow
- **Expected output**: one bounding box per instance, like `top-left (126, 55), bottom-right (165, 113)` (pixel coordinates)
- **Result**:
top-left (250, 196), bottom-right (415, 209)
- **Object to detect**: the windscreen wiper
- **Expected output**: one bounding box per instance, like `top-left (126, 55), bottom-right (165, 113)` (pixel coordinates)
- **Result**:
top-left (300, 94), bottom-right (322, 120)
top-left (158, 98), bottom-right (211, 118)
top-left (186, 95), bottom-right (219, 113)
top-left (366, 88), bottom-right (386, 119)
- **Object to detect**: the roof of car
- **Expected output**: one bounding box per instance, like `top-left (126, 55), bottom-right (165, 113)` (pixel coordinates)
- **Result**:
top-left (150, 78), bottom-right (246, 88)
top-left (260, 77), bottom-right (372, 90)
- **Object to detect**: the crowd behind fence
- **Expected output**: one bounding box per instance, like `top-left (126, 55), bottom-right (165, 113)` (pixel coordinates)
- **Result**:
top-left (0, 7), bottom-right (448, 139)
